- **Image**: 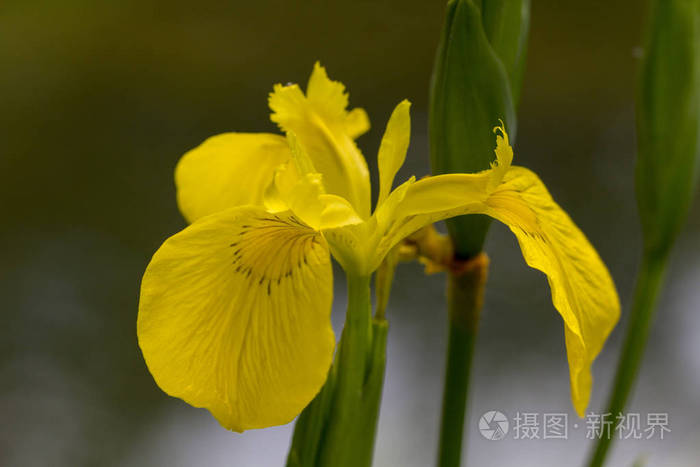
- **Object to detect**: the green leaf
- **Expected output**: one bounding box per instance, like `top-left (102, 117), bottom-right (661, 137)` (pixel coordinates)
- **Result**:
top-left (635, 0), bottom-right (700, 259)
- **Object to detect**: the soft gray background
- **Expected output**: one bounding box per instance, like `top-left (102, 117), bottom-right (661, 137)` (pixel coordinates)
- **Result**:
top-left (1, 0), bottom-right (698, 466)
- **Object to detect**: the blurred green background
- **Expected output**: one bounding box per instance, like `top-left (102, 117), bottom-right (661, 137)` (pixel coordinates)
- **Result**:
top-left (1, 1), bottom-right (698, 466)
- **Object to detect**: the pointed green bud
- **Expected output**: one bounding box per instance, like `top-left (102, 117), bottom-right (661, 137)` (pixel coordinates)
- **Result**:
top-left (636, 0), bottom-right (700, 259)
top-left (429, 0), bottom-right (521, 258)
top-left (480, 0), bottom-right (530, 107)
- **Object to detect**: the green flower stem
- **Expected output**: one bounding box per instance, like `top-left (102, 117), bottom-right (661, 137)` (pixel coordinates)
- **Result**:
top-left (318, 274), bottom-right (374, 466)
top-left (287, 274), bottom-right (387, 467)
top-left (438, 254), bottom-right (489, 467)
top-left (586, 252), bottom-right (668, 467)
top-left (286, 359), bottom-right (337, 467)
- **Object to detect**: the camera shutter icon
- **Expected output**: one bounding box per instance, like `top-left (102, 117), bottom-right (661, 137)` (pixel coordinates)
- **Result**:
top-left (479, 411), bottom-right (509, 440)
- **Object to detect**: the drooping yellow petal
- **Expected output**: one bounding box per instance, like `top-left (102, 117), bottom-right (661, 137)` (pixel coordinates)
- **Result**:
top-left (485, 168), bottom-right (619, 415)
top-left (269, 63), bottom-right (372, 217)
top-left (377, 100), bottom-right (412, 206)
top-left (379, 167), bottom-right (619, 415)
top-left (138, 207), bottom-right (335, 431)
top-left (175, 133), bottom-right (291, 223)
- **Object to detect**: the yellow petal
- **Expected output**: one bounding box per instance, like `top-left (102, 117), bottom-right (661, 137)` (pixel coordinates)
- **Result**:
top-left (487, 121), bottom-right (514, 190)
top-left (138, 207), bottom-right (335, 431)
top-left (283, 172), bottom-right (326, 230)
top-left (319, 194), bottom-right (363, 230)
top-left (380, 167), bottom-right (619, 415)
top-left (322, 221), bottom-right (371, 275)
top-left (306, 62), bottom-right (355, 125)
top-left (273, 132), bottom-right (363, 231)
top-left (484, 168), bottom-right (619, 415)
top-left (265, 155), bottom-right (326, 230)
top-left (287, 131), bottom-right (317, 176)
top-left (396, 173), bottom-right (491, 217)
top-left (377, 100), bottom-right (412, 206)
top-left (175, 133), bottom-right (291, 223)
top-left (373, 176), bottom-right (416, 239)
top-left (345, 108), bottom-right (371, 139)
top-left (269, 63), bottom-right (372, 217)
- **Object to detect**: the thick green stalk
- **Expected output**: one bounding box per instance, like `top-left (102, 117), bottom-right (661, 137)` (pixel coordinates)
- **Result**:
top-left (318, 274), bottom-right (373, 466)
top-left (586, 253), bottom-right (667, 467)
top-left (438, 254), bottom-right (489, 467)
top-left (287, 274), bottom-right (387, 467)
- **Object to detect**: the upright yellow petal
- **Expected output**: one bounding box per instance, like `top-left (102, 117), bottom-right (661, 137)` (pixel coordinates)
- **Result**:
top-left (269, 63), bottom-right (372, 217)
top-left (175, 133), bottom-right (291, 223)
top-left (377, 100), bottom-right (412, 206)
top-left (379, 167), bottom-right (619, 415)
top-left (138, 207), bottom-right (335, 431)
top-left (345, 108), bottom-right (371, 139)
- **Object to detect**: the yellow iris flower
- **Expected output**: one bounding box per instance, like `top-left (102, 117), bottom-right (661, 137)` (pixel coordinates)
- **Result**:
top-left (138, 63), bottom-right (619, 432)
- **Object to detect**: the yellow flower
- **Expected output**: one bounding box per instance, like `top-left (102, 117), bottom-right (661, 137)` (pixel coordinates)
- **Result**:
top-left (138, 63), bottom-right (620, 432)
